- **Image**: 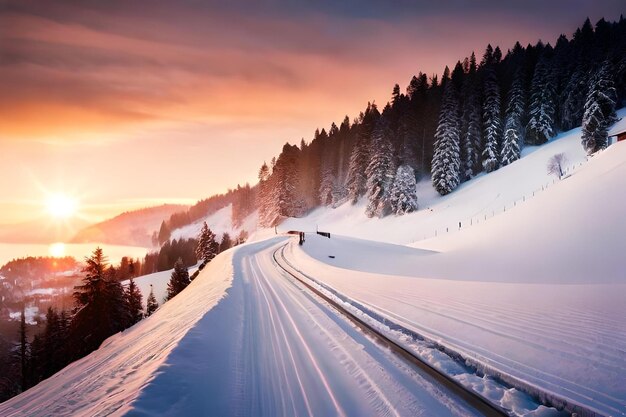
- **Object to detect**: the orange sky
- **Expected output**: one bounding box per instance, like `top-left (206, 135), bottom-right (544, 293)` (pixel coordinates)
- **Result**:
top-left (1, 1), bottom-right (623, 226)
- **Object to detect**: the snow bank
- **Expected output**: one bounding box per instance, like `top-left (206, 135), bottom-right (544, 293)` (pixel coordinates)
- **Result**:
top-left (0, 248), bottom-right (234, 417)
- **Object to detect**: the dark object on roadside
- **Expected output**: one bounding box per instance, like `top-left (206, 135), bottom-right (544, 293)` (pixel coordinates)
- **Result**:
top-left (328, 255), bottom-right (335, 259)
top-left (299, 232), bottom-right (305, 245)
top-left (317, 232), bottom-right (331, 238)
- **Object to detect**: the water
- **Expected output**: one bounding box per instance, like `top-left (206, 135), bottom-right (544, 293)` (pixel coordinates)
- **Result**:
top-left (0, 242), bottom-right (150, 267)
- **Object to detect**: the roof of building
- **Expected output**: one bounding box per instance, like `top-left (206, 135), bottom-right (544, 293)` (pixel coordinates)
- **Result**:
top-left (608, 117), bottom-right (626, 136)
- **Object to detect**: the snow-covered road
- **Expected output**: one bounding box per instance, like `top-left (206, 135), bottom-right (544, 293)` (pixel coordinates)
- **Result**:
top-left (127, 238), bottom-right (483, 416)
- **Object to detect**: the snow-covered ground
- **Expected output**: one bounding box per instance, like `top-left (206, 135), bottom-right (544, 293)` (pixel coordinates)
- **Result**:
top-left (124, 264), bottom-right (199, 307)
top-left (1, 238), bottom-right (494, 417)
top-left (0, 246), bottom-right (234, 417)
top-left (169, 204), bottom-right (258, 242)
top-left (282, 136), bottom-right (626, 415)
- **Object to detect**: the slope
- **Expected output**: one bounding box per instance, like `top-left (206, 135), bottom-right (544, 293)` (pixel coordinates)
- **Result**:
top-left (284, 137), bottom-right (626, 415)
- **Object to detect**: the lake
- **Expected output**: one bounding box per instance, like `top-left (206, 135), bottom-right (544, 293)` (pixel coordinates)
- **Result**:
top-left (0, 242), bottom-right (151, 267)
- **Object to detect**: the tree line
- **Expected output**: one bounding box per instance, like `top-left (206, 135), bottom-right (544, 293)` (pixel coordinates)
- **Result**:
top-left (258, 17), bottom-right (626, 225)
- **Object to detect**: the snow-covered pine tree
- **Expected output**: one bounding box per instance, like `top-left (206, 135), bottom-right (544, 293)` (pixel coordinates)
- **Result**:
top-left (125, 277), bottom-right (143, 325)
top-left (365, 118), bottom-right (395, 217)
top-left (501, 72), bottom-right (525, 166)
top-left (318, 147), bottom-right (336, 206)
top-left (432, 81), bottom-right (461, 195)
top-left (461, 52), bottom-right (481, 180)
top-left (166, 258), bottom-right (190, 301)
top-left (146, 285), bottom-right (159, 316)
top-left (389, 165), bottom-right (418, 215)
top-left (346, 104), bottom-right (379, 204)
top-left (559, 65), bottom-right (588, 131)
top-left (257, 162), bottom-right (274, 227)
top-left (195, 222), bottom-right (218, 264)
top-left (526, 58), bottom-right (556, 145)
top-left (581, 61), bottom-right (618, 154)
top-left (482, 64), bottom-right (501, 172)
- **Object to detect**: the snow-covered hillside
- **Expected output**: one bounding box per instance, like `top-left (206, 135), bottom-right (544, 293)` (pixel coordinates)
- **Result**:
top-left (169, 204), bottom-right (257, 242)
top-left (282, 110), bottom-right (622, 245)
top-left (280, 118), bottom-right (626, 416)
top-left (123, 264), bottom-right (200, 307)
top-left (0, 248), bottom-right (234, 417)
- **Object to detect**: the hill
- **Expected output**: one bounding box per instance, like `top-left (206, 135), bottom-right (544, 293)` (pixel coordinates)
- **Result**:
top-left (71, 205), bottom-right (188, 247)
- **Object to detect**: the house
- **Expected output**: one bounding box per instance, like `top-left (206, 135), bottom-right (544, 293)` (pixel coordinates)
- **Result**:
top-left (608, 118), bottom-right (626, 144)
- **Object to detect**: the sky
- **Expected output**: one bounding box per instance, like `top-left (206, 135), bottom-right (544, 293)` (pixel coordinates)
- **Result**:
top-left (0, 0), bottom-right (624, 226)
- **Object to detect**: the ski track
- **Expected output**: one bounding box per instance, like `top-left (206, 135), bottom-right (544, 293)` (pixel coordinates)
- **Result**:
top-left (128, 238), bottom-right (483, 416)
top-left (288, 239), bottom-right (626, 417)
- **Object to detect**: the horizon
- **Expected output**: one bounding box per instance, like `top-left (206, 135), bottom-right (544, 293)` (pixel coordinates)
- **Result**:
top-left (1, 1), bottom-right (624, 227)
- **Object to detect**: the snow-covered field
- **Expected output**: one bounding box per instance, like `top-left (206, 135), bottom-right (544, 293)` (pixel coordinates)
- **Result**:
top-left (281, 131), bottom-right (626, 415)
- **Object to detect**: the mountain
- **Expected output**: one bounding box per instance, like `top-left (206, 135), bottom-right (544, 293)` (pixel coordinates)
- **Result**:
top-left (71, 204), bottom-right (188, 247)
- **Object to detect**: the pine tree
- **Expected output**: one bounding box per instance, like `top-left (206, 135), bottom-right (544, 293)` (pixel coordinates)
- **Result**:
top-left (482, 64), bottom-right (501, 172)
top-left (582, 61), bottom-right (618, 154)
top-left (126, 278), bottom-right (143, 325)
top-left (460, 52), bottom-right (481, 179)
top-left (166, 258), bottom-right (190, 301)
top-left (432, 81), bottom-right (461, 195)
top-left (71, 248), bottom-right (129, 357)
top-left (219, 233), bottom-right (232, 253)
top-left (19, 306), bottom-right (28, 391)
top-left (318, 150), bottom-right (336, 206)
top-left (501, 72), bottom-right (525, 166)
top-left (195, 222), bottom-right (218, 264)
top-left (346, 104), bottom-right (379, 203)
top-left (526, 58), bottom-right (556, 145)
top-left (389, 165), bottom-right (418, 215)
top-left (560, 65), bottom-right (588, 131)
top-left (146, 285), bottom-right (159, 316)
top-left (365, 118), bottom-right (396, 217)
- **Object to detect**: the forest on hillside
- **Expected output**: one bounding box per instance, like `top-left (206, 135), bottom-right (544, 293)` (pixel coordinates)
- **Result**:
top-left (254, 17), bottom-right (626, 226)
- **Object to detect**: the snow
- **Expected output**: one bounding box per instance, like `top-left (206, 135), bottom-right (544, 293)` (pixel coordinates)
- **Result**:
top-left (1, 238), bottom-right (488, 417)
top-left (123, 264), bottom-right (199, 307)
top-left (281, 111), bottom-right (601, 244)
top-left (169, 204), bottom-right (257, 242)
top-left (0, 247), bottom-right (233, 417)
top-left (280, 120), bottom-right (626, 416)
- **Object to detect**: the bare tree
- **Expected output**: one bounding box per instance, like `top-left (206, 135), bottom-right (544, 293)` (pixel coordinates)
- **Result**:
top-left (547, 153), bottom-right (568, 179)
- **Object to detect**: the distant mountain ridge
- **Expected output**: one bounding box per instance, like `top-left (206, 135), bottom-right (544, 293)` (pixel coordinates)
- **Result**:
top-left (71, 204), bottom-right (188, 247)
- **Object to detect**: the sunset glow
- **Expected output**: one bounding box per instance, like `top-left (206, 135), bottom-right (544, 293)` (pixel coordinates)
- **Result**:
top-left (45, 194), bottom-right (78, 219)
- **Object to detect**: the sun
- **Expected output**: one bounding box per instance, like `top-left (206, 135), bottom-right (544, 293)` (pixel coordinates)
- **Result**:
top-left (46, 194), bottom-right (79, 219)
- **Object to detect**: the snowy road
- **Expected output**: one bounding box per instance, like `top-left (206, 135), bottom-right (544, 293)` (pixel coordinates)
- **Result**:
top-left (128, 238), bottom-right (484, 416)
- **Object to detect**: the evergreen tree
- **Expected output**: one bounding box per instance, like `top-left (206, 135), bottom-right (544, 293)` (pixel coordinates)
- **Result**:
top-left (126, 278), bottom-right (144, 325)
top-left (157, 221), bottom-right (171, 246)
top-left (166, 258), bottom-right (190, 301)
top-left (346, 104), bottom-right (379, 203)
top-left (482, 63), bottom-right (502, 172)
top-left (460, 52), bottom-right (481, 179)
top-left (389, 165), bottom-right (418, 215)
top-left (318, 150), bottom-right (336, 206)
top-left (195, 222), bottom-right (218, 264)
top-left (146, 285), bottom-right (159, 316)
top-left (582, 61), bottom-right (618, 154)
top-left (19, 306), bottom-right (28, 391)
top-left (560, 65), bottom-right (588, 131)
top-left (501, 72), bottom-right (525, 166)
top-left (526, 58), bottom-right (556, 145)
top-left (71, 248), bottom-right (129, 357)
top-left (432, 81), bottom-right (461, 195)
top-left (257, 162), bottom-right (275, 227)
top-left (219, 233), bottom-right (232, 253)
top-left (365, 118), bottom-right (396, 217)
